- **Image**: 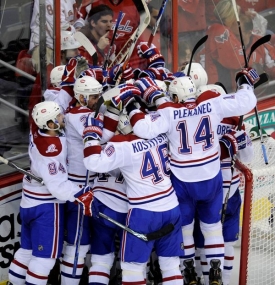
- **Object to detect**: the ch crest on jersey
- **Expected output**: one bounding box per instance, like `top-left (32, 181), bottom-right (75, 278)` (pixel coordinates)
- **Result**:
top-left (46, 144), bottom-right (58, 153)
top-left (215, 29), bottom-right (229, 44)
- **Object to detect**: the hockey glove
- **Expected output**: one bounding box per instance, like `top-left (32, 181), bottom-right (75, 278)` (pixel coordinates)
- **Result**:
top-left (219, 133), bottom-right (238, 160)
top-left (61, 56), bottom-right (79, 86)
top-left (107, 63), bottom-right (134, 86)
top-left (111, 83), bottom-right (142, 110)
top-left (74, 186), bottom-right (94, 216)
top-left (135, 77), bottom-right (165, 105)
top-left (229, 129), bottom-right (247, 150)
top-left (235, 67), bottom-right (260, 87)
top-left (137, 42), bottom-right (165, 68)
top-left (83, 113), bottom-right (104, 142)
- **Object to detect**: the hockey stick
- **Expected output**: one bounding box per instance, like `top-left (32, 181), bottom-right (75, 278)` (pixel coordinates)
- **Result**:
top-left (221, 159), bottom-right (236, 224)
top-left (110, 0), bottom-right (151, 67)
top-left (115, 0), bottom-right (151, 85)
top-left (148, 0), bottom-right (168, 46)
top-left (74, 31), bottom-right (96, 57)
top-left (231, 0), bottom-right (268, 164)
top-left (72, 169), bottom-right (89, 277)
top-left (99, 212), bottom-right (174, 241)
top-left (0, 155), bottom-right (44, 184)
top-left (246, 34), bottom-right (271, 63)
top-left (186, 35), bottom-right (208, 76)
top-left (103, 10), bottom-right (123, 70)
top-left (231, 0), bottom-right (248, 67)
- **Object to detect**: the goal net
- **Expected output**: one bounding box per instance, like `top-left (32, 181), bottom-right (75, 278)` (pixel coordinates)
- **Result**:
top-left (237, 123), bottom-right (275, 285)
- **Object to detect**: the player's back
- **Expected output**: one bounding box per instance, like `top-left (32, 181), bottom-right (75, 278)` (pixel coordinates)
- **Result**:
top-left (107, 133), bottom-right (178, 212)
top-left (93, 172), bottom-right (128, 213)
top-left (160, 97), bottom-right (223, 182)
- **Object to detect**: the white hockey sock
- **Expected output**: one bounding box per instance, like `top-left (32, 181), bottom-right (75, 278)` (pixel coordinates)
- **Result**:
top-left (8, 248), bottom-right (32, 285)
top-left (200, 247), bottom-right (209, 285)
top-left (88, 253), bottom-right (114, 284)
top-left (222, 242), bottom-right (235, 285)
top-left (121, 261), bottom-right (146, 284)
top-left (159, 256), bottom-right (183, 284)
top-left (180, 221), bottom-right (195, 271)
top-left (60, 244), bottom-right (90, 285)
top-left (26, 256), bottom-right (56, 285)
top-left (195, 247), bottom-right (203, 279)
top-left (200, 221), bottom-right (224, 269)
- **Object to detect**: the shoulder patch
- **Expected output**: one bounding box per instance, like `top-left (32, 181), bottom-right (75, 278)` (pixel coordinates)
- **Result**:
top-left (34, 135), bottom-right (63, 157)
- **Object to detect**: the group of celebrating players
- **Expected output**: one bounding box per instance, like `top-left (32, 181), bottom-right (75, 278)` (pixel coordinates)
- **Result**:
top-left (8, 31), bottom-right (259, 285)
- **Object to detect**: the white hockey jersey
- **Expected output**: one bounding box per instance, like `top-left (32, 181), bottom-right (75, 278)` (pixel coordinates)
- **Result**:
top-left (130, 84), bottom-right (257, 182)
top-left (83, 133), bottom-right (179, 212)
top-left (29, 0), bottom-right (76, 50)
top-left (65, 106), bottom-right (118, 184)
top-left (21, 123), bottom-right (80, 208)
top-left (93, 172), bottom-right (128, 213)
top-left (218, 117), bottom-right (253, 202)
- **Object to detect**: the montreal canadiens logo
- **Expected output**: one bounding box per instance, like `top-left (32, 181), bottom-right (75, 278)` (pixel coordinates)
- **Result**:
top-left (41, 109), bottom-right (46, 113)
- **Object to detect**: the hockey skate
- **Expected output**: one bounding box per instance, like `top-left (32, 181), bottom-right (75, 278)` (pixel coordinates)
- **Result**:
top-left (183, 259), bottom-right (199, 285)
top-left (209, 259), bottom-right (222, 285)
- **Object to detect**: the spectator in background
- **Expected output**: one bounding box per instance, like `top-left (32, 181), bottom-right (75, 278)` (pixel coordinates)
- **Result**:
top-left (205, 0), bottom-right (275, 92)
top-left (75, 0), bottom-right (146, 69)
top-left (204, 0), bottom-right (246, 92)
top-left (29, 0), bottom-right (76, 73)
top-left (79, 4), bottom-right (114, 66)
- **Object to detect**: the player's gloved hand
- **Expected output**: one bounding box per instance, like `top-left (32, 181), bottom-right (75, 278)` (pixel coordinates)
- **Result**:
top-left (137, 42), bottom-right (165, 68)
top-left (83, 113), bottom-right (104, 142)
top-left (61, 56), bottom-right (79, 86)
top-left (108, 63), bottom-right (134, 86)
top-left (229, 129), bottom-right (247, 150)
top-left (111, 83), bottom-right (142, 110)
top-left (219, 132), bottom-right (238, 159)
top-left (135, 77), bottom-right (165, 105)
top-left (235, 67), bottom-right (260, 87)
top-left (74, 186), bottom-right (94, 216)
top-left (75, 56), bottom-right (89, 78)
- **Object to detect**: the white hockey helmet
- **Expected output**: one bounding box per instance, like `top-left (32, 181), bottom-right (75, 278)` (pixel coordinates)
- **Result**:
top-left (154, 79), bottom-right (167, 92)
top-left (50, 65), bottom-right (65, 87)
top-left (74, 76), bottom-right (103, 104)
top-left (61, 31), bottom-right (81, 50)
top-left (117, 113), bottom-right (133, 135)
top-left (184, 63), bottom-right (208, 88)
top-left (169, 76), bottom-right (196, 103)
top-left (196, 84), bottom-right (226, 97)
top-left (32, 101), bottom-right (62, 130)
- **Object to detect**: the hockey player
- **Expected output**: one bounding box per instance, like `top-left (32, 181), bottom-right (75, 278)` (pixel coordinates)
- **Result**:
top-left (8, 101), bottom-right (94, 285)
top-left (60, 76), bottom-right (120, 285)
top-left (192, 84), bottom-right (254, 285)
top-left (43, 65), bottom-right (71, 114)
top-left (87, 115), bottom-right (130, 284)
top-left (81, 93), bottom-right (184, 284)
top-left (120, 68), bottom-right (259, 284)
